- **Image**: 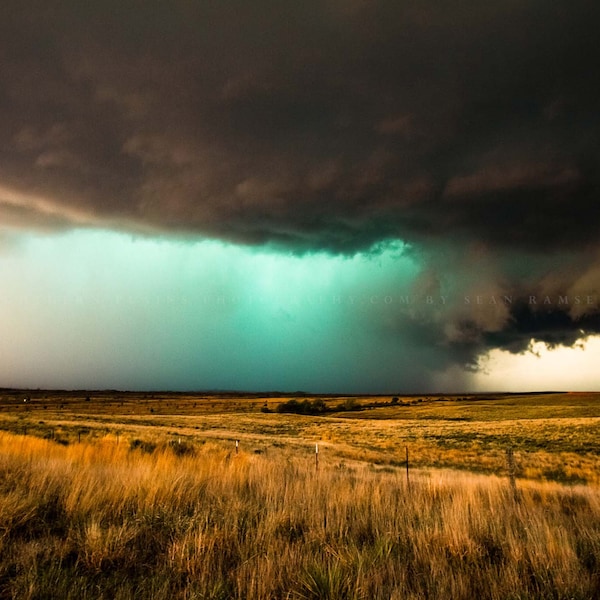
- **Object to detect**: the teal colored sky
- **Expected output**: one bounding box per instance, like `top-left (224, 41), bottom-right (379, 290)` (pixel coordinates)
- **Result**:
top-left (1, 228), bottom-right (599, 392)
top-left (0, 230), bottom-right (430, 391)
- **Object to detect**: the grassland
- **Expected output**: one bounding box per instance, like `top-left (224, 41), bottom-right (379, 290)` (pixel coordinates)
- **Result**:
top-left (1, 390), bottom-right (600, 598)
top-left (2, 390), bottom-right (600, 483)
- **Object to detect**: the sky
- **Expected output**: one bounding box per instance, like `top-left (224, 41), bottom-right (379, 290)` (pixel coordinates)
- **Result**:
top-left (1, 1), bottom-right (599, 392)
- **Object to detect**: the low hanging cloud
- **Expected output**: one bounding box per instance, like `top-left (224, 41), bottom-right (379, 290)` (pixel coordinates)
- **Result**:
top-left (2, 0), bottom-right (600, 372)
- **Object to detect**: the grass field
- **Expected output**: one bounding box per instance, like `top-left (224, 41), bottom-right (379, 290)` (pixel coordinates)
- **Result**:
top-left (1, 390), bottom-right (600, 598)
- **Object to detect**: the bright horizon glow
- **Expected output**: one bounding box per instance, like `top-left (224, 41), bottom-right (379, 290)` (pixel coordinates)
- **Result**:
top-left (468, 338), bottom-right (600, 392)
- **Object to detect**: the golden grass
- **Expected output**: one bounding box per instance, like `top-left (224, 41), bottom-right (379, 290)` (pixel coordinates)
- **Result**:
top-left (1, 431), bottom-right (600, 599)
top-left (2, 390), bottom-right (600, 484)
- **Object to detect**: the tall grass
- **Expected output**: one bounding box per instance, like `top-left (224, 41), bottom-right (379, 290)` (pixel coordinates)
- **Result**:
top-left (0, 431), bottom-right (599, 599)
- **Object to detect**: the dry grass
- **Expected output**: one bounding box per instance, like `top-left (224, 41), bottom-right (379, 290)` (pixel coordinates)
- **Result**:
top-left (2, 391), bottom-right (600, 484)
top-left (1, 431), bottom-right (600, 599)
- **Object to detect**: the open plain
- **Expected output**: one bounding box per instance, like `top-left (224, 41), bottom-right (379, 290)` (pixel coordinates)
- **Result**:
top-left (0, 390), bottom-right (599, 599)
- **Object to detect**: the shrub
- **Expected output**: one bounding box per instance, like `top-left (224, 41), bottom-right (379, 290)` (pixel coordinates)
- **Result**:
top-left (276, 399), bottom-right (328, 415)
top-left (336, 398), bottom-right (361, 412)
top-left (167, 440), bottom-right (195, 457)
top-left (129, 439), bottom-right (156, 454)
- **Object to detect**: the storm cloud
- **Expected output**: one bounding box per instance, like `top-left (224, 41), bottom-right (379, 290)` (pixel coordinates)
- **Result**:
top-left (2, 0), bottom-right (600, 376)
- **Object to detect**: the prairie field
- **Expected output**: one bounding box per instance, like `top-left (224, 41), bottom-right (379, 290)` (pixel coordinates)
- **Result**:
top-left (0, 390), bottom-right (600, 598)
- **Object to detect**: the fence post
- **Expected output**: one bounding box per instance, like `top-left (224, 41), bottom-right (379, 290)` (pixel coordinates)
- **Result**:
top-left (315, 443), bottom-right (319, 472)
top-left (405, 446), bottom-right (410, 487)
top-left (235, 439), bottom-right (239, 454)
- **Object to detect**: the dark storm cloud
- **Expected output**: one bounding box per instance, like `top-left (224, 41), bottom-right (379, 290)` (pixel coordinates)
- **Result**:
top-left (2, 0), bottom-right (600, 368)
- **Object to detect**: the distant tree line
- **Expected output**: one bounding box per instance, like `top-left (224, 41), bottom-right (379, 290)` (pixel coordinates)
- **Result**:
top-left (275, 398), bottom-right (328, 415)
top-left (272, 396), bottom-right (402, 415)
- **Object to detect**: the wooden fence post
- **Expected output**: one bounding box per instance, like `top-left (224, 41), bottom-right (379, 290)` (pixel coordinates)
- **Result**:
top-left (405, 446), bottom-right (410, 487)
top-left (315, 443), bottom-right (319, 472)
